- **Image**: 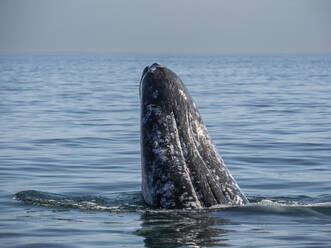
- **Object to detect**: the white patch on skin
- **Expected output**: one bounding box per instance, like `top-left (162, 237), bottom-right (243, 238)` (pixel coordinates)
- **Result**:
top-left (169, 144), bottom-right (174, 154)
top-left (184, 200), bottom-right (200, 209)
top-left (196, 123), bottom-right (205, 137)
top-left (180, 192), bottom-right (188, 203)
top-left (234, 195), bottom-right (244, 205)
top-left (143, 104), bottom-right (162, 124)
top-left (149, 66), bottom-right (157, 72)
top-left (227, 188), bottom-right (233, 195)
top-left (152, 144), bottom-right (167, 162)
top-left (179, 89), bottom-right (187, 100)
top-left (160, 182), bottom-right (174, 195)
top-left (158, 181), bottom-right (177, 208)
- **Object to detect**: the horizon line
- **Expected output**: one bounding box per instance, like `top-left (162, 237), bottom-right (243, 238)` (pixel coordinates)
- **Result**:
top-left (1, 50), bottom-right (331, 56)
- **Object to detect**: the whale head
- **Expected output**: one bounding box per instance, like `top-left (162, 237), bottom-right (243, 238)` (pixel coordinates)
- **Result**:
top-left (140, 63), bottom-right (248, 209)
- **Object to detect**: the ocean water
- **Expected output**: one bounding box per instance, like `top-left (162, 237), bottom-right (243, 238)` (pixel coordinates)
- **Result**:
top-left (0, 54), bottom-right (331, 248)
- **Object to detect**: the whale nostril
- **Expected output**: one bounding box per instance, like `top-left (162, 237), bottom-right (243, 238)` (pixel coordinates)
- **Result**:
top-left (148, 63), bottom-right (163, 73)
top-left (151, 62), bottom-right (162, 67)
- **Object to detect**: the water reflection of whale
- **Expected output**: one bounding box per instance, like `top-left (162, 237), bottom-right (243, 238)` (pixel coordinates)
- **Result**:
top-left (140, 63), bottom-right (248, 209)
top-left (135, 210), bottom-right (231, 248)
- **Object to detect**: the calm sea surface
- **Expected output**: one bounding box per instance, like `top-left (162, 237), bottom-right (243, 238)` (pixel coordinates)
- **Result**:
top-left (0, 54), bottom-right (331, 247)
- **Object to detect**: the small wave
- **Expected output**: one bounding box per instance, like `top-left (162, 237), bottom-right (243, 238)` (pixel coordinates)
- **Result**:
top-left (14, 190), bottom-right (145, 213)
top-left (14, 190), bottom-right (331, 216)
top-left (219, 197), bottom-right (331, 216)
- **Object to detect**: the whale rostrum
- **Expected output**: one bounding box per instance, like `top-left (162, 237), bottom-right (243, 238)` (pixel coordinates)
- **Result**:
top-left (140, 63), bottom-right (248, 209)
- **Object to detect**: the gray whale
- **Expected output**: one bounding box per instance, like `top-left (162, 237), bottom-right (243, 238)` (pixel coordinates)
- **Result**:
top-left (140, 63), bottom-right (248, 209)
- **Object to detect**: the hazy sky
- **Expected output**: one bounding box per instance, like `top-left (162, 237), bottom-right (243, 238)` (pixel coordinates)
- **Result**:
top-left (0, 0), bottom-right (330, 54)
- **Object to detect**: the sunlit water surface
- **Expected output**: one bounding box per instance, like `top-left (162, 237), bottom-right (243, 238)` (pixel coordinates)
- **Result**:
top-left (1, 54), bottom-right (331, 247)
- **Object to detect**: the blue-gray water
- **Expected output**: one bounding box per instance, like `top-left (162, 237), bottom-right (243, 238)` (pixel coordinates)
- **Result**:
top-left (1, 54), bottom-right (331, 247)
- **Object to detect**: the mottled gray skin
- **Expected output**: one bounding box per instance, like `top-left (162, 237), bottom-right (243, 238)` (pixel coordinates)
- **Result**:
top-left (140, 63), bottom-right (248, 209)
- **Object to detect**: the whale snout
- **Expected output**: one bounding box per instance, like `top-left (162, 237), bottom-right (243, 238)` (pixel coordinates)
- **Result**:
top-left (142, 63), bottom-right (164, 77)
top-left (150, 62), bottom-right (163, 68)
top-left (140, 62), bottom-right (169, 99)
